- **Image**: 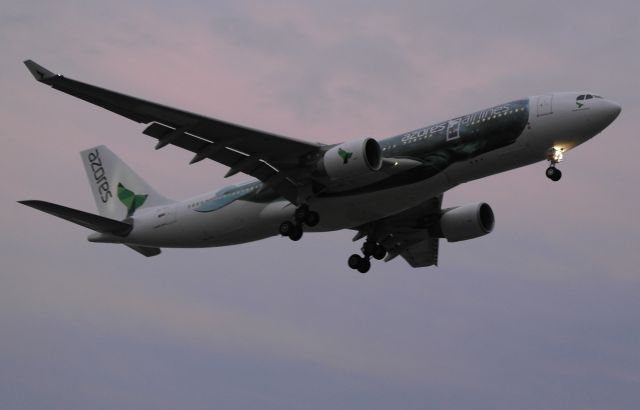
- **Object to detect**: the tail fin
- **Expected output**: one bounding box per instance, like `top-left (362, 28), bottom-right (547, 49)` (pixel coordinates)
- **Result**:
top-left (81, 145), bottom-right (172, 219)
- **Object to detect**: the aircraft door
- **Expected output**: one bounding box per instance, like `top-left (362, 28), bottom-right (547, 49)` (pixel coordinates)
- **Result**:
top-left (536, 94), bottom-right (553, 117)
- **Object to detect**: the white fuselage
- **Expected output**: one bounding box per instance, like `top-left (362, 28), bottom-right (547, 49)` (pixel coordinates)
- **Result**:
top-left (91, 92), bottom-right (620, 248)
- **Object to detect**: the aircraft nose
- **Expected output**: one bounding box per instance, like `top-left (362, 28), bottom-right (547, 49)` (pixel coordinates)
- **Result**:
top-left (603, 100), bottom-right (622, 124)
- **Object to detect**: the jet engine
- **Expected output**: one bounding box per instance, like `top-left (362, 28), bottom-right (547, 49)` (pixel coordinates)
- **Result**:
top-left (321, 138), bottom-right (383, 180)
top-left (438, 203), bottom-right (495, 242)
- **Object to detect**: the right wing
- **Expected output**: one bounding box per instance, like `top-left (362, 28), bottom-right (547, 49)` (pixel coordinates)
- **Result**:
top-left (24, 60), bottom-right (324, 204)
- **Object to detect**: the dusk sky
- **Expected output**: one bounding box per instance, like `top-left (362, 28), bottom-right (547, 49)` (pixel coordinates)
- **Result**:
top-left (2, 1), bottom-right (639, 409)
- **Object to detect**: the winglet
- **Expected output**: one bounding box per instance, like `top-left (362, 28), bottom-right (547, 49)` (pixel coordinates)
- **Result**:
top-left (23, 60), bottom-right (57, 83)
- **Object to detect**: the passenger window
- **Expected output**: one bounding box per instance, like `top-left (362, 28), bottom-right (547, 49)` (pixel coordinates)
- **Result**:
top-left (586, 94), bottom-right (593, 99)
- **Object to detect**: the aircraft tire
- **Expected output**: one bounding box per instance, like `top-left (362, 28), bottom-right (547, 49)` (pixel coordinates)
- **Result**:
top-left (348, 254), bottom-right (362, 269)
top-left (362, 241), bottom-right (377, 256)
top-left (289, 225), bottom-right (303, 241)
top-left (305, 211), bottom-right (320, 227)
top-left (357, 258), bottom-right (371, 274)
top-left (279, 221), bottom-right (295, 236)
top-left (373, 245), bottom-right (386, 260)
top-left (546, 167), bottom-right (562, 181)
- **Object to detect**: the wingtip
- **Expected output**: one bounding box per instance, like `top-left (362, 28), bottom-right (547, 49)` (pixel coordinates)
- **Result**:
top-left (23, 60), bottom-right (57, 83)
top-left (18, 200), bottom-right (43, 208)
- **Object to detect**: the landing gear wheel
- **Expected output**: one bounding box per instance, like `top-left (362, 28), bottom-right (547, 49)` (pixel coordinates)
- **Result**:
top-left (348, 254), bottom-right (371, 273)
top-left (545, 167), bottom-right (554, 178)
top-left (372, 245), bottom-right (387, 261)
top-left (288, 224), bottom-right (303, 241)
top-left (357, 258), bottom-right (371, 274)
top-left (362, 241), bottom-right (386, 261)
top-left (280, 221), bottom-right (303, 241)
top-left (305, 211), bottom-right (320, 227)
top-left (546, 166), bottom-right (562, 181)
top-left (279, 221), bottom-right (295, 237)
top-left (348, 254), bottom-right (363, 269)
top-left (362, 241), bottom-right (377, 256)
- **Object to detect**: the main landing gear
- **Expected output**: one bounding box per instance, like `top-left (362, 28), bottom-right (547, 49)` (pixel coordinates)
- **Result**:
top-left (279, 204), bottom-right (320, 241)
top-left (347, 240), bottom-right (387, 273)
top-left (546, 147), bottom-right (564, 182)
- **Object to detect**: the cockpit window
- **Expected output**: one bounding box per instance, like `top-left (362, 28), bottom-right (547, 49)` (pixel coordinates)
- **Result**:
top-left (577, 93), bottom-right (604, 102)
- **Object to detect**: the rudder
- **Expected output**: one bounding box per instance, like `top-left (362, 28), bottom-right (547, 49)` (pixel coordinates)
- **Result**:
top-left (81, 145), bottom-right (171, 219)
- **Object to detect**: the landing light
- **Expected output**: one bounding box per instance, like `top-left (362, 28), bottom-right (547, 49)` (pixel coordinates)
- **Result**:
top-left (547, 147), bottom-right (564, 163)
top-left (552, 150), bottom-right (564, 162)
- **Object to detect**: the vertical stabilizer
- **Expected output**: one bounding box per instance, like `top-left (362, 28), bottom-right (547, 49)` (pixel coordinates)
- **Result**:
top-left (81, 145), bottom-right (172, 219)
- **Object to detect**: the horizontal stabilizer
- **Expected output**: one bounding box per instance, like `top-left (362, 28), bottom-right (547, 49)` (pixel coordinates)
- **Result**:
top-left (18, 200), bottom-right (132, 236)
top-left (125, 244), bottom-right (161, 257)
top-left (23, 60), bottom-right (57, 83)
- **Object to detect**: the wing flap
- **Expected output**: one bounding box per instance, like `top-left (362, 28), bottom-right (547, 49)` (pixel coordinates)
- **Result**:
top-left (399, 237), bottom-right (439, 267)
top-left (143, 122), bottom-right (300, 203)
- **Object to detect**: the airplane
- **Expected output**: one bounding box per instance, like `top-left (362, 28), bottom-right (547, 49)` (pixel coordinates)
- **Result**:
top-left (19, 60), bottom-right (621, 272)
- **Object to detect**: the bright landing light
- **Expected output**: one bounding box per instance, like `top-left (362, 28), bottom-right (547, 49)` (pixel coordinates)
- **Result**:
top-left (547, 147), bottom-right (564, 163)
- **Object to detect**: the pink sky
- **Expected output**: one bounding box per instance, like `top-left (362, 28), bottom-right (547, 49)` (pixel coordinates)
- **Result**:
top-left (1, 1), bottom-right (639, 409)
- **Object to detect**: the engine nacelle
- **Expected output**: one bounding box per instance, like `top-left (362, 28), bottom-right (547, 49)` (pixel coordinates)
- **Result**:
top-left (439, 203), bottom-right (495, 242)
top-left (321, 138), bottom-right (383, 180)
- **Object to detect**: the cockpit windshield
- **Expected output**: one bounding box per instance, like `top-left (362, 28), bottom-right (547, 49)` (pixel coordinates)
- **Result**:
top-left (577, 93), bottom-right (603, 100)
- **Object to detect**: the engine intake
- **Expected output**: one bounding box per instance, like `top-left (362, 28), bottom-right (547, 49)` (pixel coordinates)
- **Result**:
top-left (439, 203), bottom-right (495, 242)
top-left (321, 138), bottom-right (382, 180)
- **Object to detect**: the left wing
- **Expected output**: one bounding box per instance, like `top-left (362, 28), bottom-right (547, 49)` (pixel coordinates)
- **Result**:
top-left (24, 60), bottom-right (324, 204)
top-left (354, 196), bottom-right (443, 268)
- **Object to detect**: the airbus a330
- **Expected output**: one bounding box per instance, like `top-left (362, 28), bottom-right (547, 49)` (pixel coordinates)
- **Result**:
top-left (20, 60), bottom-right (621, 272)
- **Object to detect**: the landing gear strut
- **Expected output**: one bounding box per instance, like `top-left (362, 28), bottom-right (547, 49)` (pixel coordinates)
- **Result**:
top-left (279, 204), bottom-right (320, 241)
top-left (347, 240), bottom-right (387, 273)
top-left (294, 205), bottom-right (320, 227)
top-left (546, 147), bottom-right (564, 182)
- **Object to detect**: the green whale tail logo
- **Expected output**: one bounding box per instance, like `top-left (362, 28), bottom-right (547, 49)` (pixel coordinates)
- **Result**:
top-left (338, 148), bottom-right (353, 164)
top-left (118, 182), bottom-right (148, 217)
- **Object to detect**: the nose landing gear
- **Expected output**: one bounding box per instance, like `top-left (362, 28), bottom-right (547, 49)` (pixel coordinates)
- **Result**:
top-left (546, 147), bottom-right (564, 182)
top-left (545, 166), bottom-right (562, 181)
top-left (347, 240), bottom-right (387, 273)
top-left (279, 204), bottom-right (320, 241)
